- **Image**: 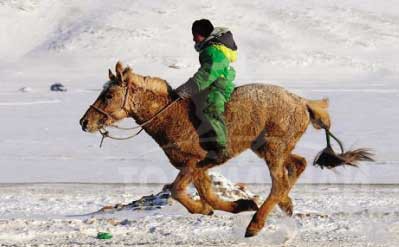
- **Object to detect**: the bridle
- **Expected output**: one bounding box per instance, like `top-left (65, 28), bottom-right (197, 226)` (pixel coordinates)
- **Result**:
top-left (88, 82), bottom-right (181, 147)
top-left (89, 83), bottom-right (130, 123)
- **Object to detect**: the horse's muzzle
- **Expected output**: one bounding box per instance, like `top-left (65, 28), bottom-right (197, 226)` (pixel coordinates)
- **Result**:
top-left (80, 117), bottom-right (89, 132)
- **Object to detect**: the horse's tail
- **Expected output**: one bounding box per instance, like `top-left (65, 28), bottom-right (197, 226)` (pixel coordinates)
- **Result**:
top-left (306, 98), bottom-right (331, 130)
top-left (306, 98), bottom-right (374, 169)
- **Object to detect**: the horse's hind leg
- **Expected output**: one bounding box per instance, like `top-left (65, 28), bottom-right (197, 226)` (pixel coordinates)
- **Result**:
top-left (193, 168), bottom-right (258, 213)
top-left (278, 153), bottom-right (307, 216)
top-left (245, 134), bottom-right (294, 237)
top-left (170, 160), bottom-right (214, 215)
top-left (245, 152), bottom-right (290, 237)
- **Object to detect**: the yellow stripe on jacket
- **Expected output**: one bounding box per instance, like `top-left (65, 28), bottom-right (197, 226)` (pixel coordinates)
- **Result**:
top-left (212, 44), bottom-right (237, 63)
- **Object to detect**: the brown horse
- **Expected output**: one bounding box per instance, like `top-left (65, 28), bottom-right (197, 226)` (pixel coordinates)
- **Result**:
top-left (80, 62), bottom-right (373, 237)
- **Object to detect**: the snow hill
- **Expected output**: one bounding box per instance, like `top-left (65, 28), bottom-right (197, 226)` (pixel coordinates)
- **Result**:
top-left (0, 0), bottom-right (398, 183)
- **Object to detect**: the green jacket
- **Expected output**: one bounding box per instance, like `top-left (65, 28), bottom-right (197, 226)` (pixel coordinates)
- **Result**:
top-left (192, 44), bottom-right (236, 100)
top-left (176, 27), bottom-right (237, 100)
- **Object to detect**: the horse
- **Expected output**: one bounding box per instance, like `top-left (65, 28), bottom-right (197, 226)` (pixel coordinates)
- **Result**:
top-left (79, 62), bottom-right (373, 237)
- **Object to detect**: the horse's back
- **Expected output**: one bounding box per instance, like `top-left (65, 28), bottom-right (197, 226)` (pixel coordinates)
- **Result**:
top-left (225, 83), bottom-right (309, 150)
top-left (227, 83), bottom-right (306, 118)
top-left (230, 83), bottom-right (303, 104)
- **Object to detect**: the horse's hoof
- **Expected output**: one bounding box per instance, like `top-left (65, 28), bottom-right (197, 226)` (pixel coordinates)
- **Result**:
top-left (202, 204), bottom-right (214, 216)
top-left (278, 197), bottom-right (293, 216)
top-left (233, 199), bottom-right (259, 213)
top-left (244, 225), bottom-right (260, 238)
top-left (245, 215), bottom-right (264, 237)
top-left (191, 209), bottom-right (214, 216)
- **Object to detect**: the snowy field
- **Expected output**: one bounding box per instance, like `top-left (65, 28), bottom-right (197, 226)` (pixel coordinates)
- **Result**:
top-left (0, 182), bottom-right (398, 246)
top-left (0, 0), bottom-right (398, 184)
top-left (0, 0), bottom-right (399, 246)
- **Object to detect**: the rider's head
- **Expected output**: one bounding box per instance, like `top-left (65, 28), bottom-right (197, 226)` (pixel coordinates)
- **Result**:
top-left (192, 19), bottom-right (214, 43)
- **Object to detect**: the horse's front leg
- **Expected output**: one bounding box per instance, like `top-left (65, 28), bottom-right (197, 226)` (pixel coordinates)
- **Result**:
top-left (170, 160), bottom-right (214, 215)
top-left (193, 168), bottom-right (258, 213)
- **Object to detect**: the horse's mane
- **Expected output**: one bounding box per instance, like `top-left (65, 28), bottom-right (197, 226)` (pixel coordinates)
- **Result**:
top-left (124, 68), bottom-right (172, 96)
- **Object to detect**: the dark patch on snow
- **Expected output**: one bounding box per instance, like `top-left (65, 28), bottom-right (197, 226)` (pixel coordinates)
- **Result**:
top-left (50, 83), bottom-right (67, 92)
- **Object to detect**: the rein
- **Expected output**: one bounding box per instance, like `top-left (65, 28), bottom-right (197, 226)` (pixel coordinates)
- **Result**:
top-left (99, 128), bottom-right (145, 148)
top-left (110, 97), bottom-right (181, 131)
top-left (91, 84), bottom-right (181, 147)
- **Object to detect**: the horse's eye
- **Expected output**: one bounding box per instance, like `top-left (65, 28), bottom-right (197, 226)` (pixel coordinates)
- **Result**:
top-left (106, 94), bottom-right (113, 100)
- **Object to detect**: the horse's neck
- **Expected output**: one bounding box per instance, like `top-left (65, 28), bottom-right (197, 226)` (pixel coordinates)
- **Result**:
top-left (126, 74), bottom-right (173, 138)
top-left (131, 90), bottom-right (172, 121)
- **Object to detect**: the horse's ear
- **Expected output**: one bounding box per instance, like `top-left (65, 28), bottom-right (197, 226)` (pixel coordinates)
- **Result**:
top-left (116, 66), bottom-right (132, 86)
top-left (115, 61), bottom-right (124, 82)
top-left (115, 61), bottom-right (123, 74)
top-left (123, 66), bottom-right (132, 76)
top-left (108, 69), bottom-right (116, 81)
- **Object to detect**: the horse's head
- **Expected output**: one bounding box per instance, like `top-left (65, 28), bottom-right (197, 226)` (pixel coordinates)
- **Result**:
top-left (80, 62), bottom-right (133, 132)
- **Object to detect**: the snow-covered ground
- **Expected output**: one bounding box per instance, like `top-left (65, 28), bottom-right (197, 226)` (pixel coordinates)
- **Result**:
top-left (0, 0), bottom-right (398, 184)
top-left (0, 181), bottom-right (398, 246)
top-left (0, 0), bottom-right (399, 245)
